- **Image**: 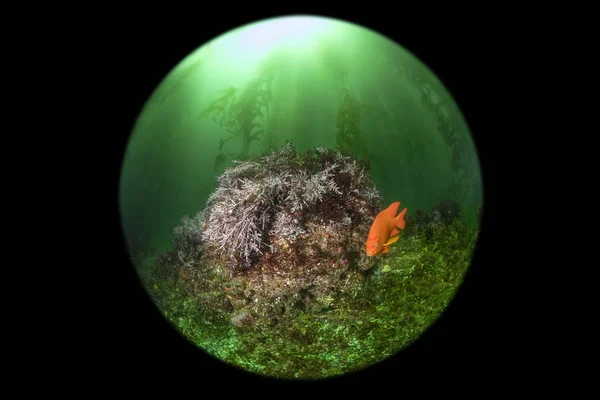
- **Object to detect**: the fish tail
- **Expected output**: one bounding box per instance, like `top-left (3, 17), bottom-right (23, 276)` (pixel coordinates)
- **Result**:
top-left (396, 207), bottom-right (407, 229)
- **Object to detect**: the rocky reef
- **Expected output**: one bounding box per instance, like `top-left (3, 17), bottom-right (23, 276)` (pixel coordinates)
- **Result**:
top-left (151, 142), bottom-right (384, 331)
top-left (139, 142), bottom-right (480, 379)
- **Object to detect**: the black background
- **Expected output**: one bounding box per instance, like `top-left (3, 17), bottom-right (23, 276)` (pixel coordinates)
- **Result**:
top-left (77, 7), bottom-right (521, 393)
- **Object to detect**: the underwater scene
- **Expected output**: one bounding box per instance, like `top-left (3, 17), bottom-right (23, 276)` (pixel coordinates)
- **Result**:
top-left (118, 16), bottom-right (483, 379)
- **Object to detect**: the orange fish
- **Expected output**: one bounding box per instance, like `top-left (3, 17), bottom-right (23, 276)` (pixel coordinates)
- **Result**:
top-left (365, 201), bottom-right (407, 256)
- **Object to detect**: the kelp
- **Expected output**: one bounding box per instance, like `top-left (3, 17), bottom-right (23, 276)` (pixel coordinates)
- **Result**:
top-left (398, 65), bottom-right (479, 204)
top-left (334, 88), bottom-right (388, 162)
top-left (201, 68), bottom-right (275, 170)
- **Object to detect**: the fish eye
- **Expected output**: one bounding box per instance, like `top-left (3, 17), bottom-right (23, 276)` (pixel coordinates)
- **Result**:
top-left (375, 243), bottom-right (378, 247)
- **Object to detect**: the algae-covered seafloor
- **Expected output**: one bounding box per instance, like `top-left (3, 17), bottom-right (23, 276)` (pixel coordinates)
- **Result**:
top-left (119, 16), bottom-right (483, 380)
top-left (132, 143), bottom-right (480, 380)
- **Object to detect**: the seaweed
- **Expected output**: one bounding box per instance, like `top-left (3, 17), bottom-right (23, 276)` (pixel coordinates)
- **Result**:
top-left (334, 88), bottom-right (388, 163)
top-left (200, 67), bottom-right (275, 170)
top-left (144, 189), bottom-right (478, 379)
top-left (398, 64), bottom-right (480, 205)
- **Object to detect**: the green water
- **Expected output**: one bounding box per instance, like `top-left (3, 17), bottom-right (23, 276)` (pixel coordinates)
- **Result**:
top-left (119, 16), bottom-right (482, 256)
top-left (118, 16), bottom-right (483, 379)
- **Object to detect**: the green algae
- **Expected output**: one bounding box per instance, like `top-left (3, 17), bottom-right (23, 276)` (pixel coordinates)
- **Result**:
top-left (140, 215), bottom-right (478, 380)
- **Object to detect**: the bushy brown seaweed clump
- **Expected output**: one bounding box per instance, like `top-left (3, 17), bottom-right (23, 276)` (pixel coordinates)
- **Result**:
top-left (155, 142), bottom-right (383, 331)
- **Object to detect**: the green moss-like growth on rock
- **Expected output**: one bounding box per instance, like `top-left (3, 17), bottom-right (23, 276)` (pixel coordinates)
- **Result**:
top-left (137, 142), bottom-right (480, 379)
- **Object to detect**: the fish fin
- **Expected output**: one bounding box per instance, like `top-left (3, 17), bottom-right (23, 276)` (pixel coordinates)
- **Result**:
top-left (385, 202), bottom-right (401, 218)
top-left (384, 235), bottom-right (399, 246)
top-left (390, 228), bottom-right (399, 236)
top-left (395, 207), bottom-right (407, 229)
top-left (382, 246), bottom-right (390, 253)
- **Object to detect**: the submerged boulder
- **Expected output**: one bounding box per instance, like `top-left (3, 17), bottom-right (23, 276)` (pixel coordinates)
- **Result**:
top-left (159, 142), bottom-right (385, 329)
